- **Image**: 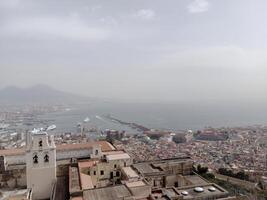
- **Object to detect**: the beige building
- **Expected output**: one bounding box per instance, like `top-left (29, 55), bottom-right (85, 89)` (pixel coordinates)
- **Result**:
top-left (69, 150), bottom-right (133, 197)
top-left (0, 140), bottom-right (114, 189)
top-left (68, 156), bottom-right (246, 200)
top-left (26, 132), bottom-right (57, 200)
top-left (0, 137), bottom-right (247, 200)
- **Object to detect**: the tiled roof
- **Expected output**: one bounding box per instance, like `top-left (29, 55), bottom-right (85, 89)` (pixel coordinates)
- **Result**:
top-left (57, 141), bottom-right (115, 152)
top-left (0, 148), bottom-right (25, 156)
top-left (0, 141), bottom-right (115, 156)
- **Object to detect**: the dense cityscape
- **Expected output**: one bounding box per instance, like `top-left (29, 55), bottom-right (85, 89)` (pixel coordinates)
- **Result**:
top-left (1, 0), bottom-right (267, 199)
top-left (0, 104), bottom-right (266, 199)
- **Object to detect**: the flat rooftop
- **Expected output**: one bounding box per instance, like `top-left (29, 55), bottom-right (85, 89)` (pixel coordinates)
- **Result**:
top-left (175, 183), bottom-right (229, 199)
top-left (151, 188), bottom-right (180, 200)
top-left (106, 153), bottom-right (130, 161)
top-left (125, 180), bottom-right (146, 188)
top-left (152, 158), bottom-right (193, 169)
top-left (184, 175), bottom-right (209, 185)
top-left (83, 185), bottom-right (132, 200)
top-left (122, 167), bottom-right (139, 179)
top-left (151, 157), bottom-right (193, 164)
top-left (133, 157), bottom-right (193, 174)
top-left (133, 163), bottom-right (161, 174)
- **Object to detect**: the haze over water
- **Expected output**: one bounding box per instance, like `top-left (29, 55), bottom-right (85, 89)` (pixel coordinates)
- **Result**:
top-left (39, 101), bottom-right (267, 133)
top-left (1, 0), bottom-right (267, 133)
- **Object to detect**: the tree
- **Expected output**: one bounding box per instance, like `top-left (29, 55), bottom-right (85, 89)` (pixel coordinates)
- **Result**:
top-left (173, 134), bottom-right (186, 143)
top-left (218, 168), bottom-right (249, 181)
top-left (196, 164), bottom-right (208, 174)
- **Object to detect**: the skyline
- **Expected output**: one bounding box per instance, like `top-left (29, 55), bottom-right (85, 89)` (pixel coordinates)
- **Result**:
top-left (1, 0), bottom-right (267, 102)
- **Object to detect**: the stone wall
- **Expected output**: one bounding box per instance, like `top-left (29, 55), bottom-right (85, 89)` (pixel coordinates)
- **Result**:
top-left (0, 168), bottom-right (26, 188)
top-left (0, 163), bottom-right (72, 189)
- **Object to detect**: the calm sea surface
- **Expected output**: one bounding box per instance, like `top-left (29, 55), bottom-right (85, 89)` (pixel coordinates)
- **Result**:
top-left (38, 101), bottom-right (267, 134)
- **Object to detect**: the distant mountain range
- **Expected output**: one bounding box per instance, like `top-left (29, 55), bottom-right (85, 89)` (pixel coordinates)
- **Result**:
top-left (0, 85), bottom-right (90, 105)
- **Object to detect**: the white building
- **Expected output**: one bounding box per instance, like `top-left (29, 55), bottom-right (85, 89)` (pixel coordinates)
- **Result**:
top-left (0, 140), bottom-right (115, 190)
top-left (1, 141), bottom-right (111, 168)
top-left (26, 132), bottom-right (57, 200)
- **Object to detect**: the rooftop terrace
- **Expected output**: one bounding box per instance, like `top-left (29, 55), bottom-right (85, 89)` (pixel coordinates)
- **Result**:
top-left (83, 185), bottom-right (132, 200)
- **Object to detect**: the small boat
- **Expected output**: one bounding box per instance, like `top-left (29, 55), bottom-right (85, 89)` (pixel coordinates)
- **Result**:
top-left (84, 117), bottom-right (90, 123)
top-left (46, 125), bottom-right (56, 131)
top-left (31, 128), bottom-right (41, 134)
top-left (95, 115), bottom-right (102, 120)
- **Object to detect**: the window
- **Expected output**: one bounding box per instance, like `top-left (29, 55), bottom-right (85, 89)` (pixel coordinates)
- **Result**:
top-left (33, 155), bottom-right (38, 164)
top-left (124, 162), bottom-right (126, 167)
top-left (114, 164), bottom-right (117, 169)
top-left (44, 154), bottom-right (49, 163)
top-left (116, 171), bottom-right (120, 177)
top-left (110, 172), bottom-right (113, 179)
top-left (95, 149), bottom-right (98, 155)
top-left (94, 171), bottom-right (96, 175)
top-left (100, 170), bottom-right (104, 175)
top-left (39, 140), bottom-right (43, 147)
top-left (175, 182), bottom-right (179, 187)
top-left (88, 171), bottom-right (90, 175)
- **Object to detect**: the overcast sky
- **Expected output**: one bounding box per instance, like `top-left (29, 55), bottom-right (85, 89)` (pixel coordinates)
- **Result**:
top-left (0, 0), bottom-right (267, 102)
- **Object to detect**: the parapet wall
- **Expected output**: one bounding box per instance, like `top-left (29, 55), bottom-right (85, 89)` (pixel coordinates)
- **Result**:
top-left (0, 168), bottom-right (26, 188)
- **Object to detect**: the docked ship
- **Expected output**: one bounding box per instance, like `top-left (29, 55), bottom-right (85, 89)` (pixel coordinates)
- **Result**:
top-left (83, 117), bottom-right (90, 123)
top-left (46, 124), bottom-right (56, 131)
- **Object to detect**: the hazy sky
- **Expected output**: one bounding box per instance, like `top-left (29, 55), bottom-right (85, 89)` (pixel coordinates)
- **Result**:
top-left (1, 0), bottom-right (267, 102)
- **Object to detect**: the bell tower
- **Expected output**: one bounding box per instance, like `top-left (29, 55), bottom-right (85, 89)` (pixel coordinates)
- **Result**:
top-left (26, 131), bottom-right (56, 199)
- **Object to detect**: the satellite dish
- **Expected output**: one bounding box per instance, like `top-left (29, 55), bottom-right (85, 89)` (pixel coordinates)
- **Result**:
top-left (208, 187), bottom-right (216, 192)
top-left (194, 187), bottom-right (204, 193)
top-left (181, 191), bottom-right (189, 196)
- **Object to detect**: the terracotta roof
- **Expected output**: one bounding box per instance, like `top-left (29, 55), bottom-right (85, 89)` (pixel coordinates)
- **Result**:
top-left (57, 141), bottom-right (115, 152)
top-left (0, 148), bottom-right (25, 156)
top-left (96, 141), bottom-right (116, 152)
top-left (56, 143), bottom-right (95, 151)
top-left (80, 173), bottom-right (94, 190)
top-left (0, 141), bottom-right (115, 156)
top-left (78, 160), bottom-right (99, 169)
